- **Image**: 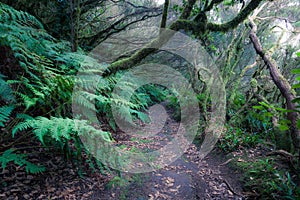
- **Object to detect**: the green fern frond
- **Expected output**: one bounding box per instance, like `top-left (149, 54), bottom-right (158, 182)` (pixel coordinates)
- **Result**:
top-left (73, 91), bottom-right (97, 111)
top-left (0, 73), bottom-right (15, 103)
top-left (15, 92), bottom-right (38, 109)
top-left (15, 113), bottom-right (34, 120)
top-left (12, 118), bottom-right (35, 137)
top-left (13, 117), bottom-right (112, 144)
top-left (130, 109), bottom-right (150, 123)
top-left (118, 105), bottom-right (134, 124)
top-left (75, 74), bottom-right (110, 92)
top-left (110, 96), bottom-right (137, 109)
top-left (0, 3), bottom-right (107, 114)
top-left (0, 105), bottom-right (14, 127)
top-left (0, 149), bottom-right (45, 174)
top-left (0, 3), bottom-right (43, 29)
top-left (0, 3), bottom-right (163, 141)
top-left (0, 149), bottom-right (25, 169)
top-left (25, 162), bottom-right (45, 174)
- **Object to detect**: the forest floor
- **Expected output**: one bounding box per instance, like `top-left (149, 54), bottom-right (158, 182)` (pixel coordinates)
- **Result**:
top-left (96, 147), bottom-right (245, 200)
top-left (1, 105), bottom-right (246, 200)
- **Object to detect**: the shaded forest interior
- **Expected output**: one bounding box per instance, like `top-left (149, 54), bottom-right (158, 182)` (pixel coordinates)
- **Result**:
top-left (0, 0), bottom-right (300, 199)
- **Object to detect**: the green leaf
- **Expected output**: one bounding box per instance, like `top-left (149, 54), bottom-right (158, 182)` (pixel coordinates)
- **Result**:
top-left (253, 105), bottom-right (264, 110)
top-left (292, 83), bottom-right (300, 89)
top-left (297, 120), bottom-right (300, 129)
top-left (263, 112), bottom-right (273, 118)
top-left (278, 124), bottom-right (289, 131)
top-left (259, 102), bottom-right (272, 108)
top-left (109, 119), bottom-right (116, 131)
top-left (223, 0), bottom-right (234, 6)
top-left (291, 68), bottom-right (300, 74)
top-left (0, 149), bottom-right (45, 174)
top-left (292, 97), bottom-right (300, 103)
top-left (274, 107), bottom-right (291, 113)
top-left (0, 105), bottom-right (14, 127)
top-left (25, 162), bottom-right (45, 174)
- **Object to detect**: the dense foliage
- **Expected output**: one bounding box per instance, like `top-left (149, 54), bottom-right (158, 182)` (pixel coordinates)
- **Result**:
top-left (0, 0), bottom-right (300, 199)
top-left (0, 2), bottom-right (167, 174)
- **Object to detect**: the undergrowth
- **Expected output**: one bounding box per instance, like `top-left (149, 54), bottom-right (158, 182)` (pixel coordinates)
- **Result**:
top-left (0, 3), bottom-right (168, 175)
top-left (233, 157), bottom-right (300, 199)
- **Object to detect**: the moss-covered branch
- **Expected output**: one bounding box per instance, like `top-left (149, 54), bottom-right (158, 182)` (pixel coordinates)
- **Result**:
top-left (249, 17), bottom-right (300, 156)
top-left (102, 29), bottom-right (176, 77)
top-left (103, 0), bottom-right (264, 76)
top-left (207, 0), bottom-right (263, 32)
top-left (179, 0), bottom-right (197, 19)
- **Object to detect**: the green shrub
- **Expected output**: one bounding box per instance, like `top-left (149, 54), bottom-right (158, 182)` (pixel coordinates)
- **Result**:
top-left (235, 158), bottom-right (300, 199)
top-left (218, 125), bottom-right (260, 152)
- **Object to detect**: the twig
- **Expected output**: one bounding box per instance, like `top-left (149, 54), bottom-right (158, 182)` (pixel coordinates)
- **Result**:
top-left (223, 179), bottom-right (243, 197)
top-left (266, 150), bottom-right (297, 158)
top-left (219, 158), bottom-right (233, 166)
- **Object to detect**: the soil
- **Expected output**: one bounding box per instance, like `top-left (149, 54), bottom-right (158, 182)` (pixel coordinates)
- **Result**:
top-left (0, 105), bottom-right (245, 199)
top-left (93, 147), bottom-right (244, 200)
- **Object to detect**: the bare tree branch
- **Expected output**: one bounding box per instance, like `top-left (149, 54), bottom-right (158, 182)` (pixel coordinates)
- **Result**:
top-left (83, 7), bottom-right (162, 47)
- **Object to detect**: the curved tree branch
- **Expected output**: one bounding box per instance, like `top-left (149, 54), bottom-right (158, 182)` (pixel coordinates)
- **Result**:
top-left (103, 0), bottom-right (265, 76)
top-left (249, 17), bottom-right (300, 154)
top-left (84, 8), bottom-right (162, 47)
top-left (207, 0), bottom-right (263, 32)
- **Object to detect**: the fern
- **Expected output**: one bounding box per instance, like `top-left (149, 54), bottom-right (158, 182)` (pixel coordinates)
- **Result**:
top-left (13, 117), bottom-right (112, 145)
top-left (0, 73), bottom-right (15, 103)
top-left (0, 105), bottom-right (14, 127)
top-left (0, 3), bottom-right (159, 129)
top-left (0, 149), bottom-right (45, 174)
top-left (0, 2), bottom-right (167, 174)
top-left (0, 3), bottom-right (168, 172)
top-left (12, 117), bottom-right (112, 168)
top-left (0, 3), bottom-right (106, 112)
top-left (24, 162), bottom-right (45, 174)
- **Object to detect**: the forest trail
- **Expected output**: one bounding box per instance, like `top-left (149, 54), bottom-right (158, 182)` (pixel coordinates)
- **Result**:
top-left (98, 149), bottom-right (245, 200)
top-left (0, 104), bottom-right (244, 200)
top-left (94, 104), bottom-right (244, 200)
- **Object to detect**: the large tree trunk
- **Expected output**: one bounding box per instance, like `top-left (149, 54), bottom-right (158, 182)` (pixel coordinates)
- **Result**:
top-left (249, 18), bottom-right (300, 157)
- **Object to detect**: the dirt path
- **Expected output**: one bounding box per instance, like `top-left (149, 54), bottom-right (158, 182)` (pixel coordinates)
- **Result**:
top-left (94, 105), bottom-right (244, 200)
top-left (96, 143), bottom-right (244, 200)
top-left (0, 105), bottom-right (245, 199)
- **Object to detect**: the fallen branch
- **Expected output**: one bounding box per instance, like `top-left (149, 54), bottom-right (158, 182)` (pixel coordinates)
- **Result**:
top-left (219, 158), bottom-right (234, 166)
top-left (223, 179), bottom-right (243, 197)
top-left (266, 150), bottom-right (297, 158)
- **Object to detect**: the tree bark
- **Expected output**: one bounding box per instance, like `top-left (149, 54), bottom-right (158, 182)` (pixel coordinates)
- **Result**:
top-left (160, 0), bottom-right (170, 29)
top-left (249, 18), bottom-right (300, 156)
top-left (70, 0), bottom-right (79, 52)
